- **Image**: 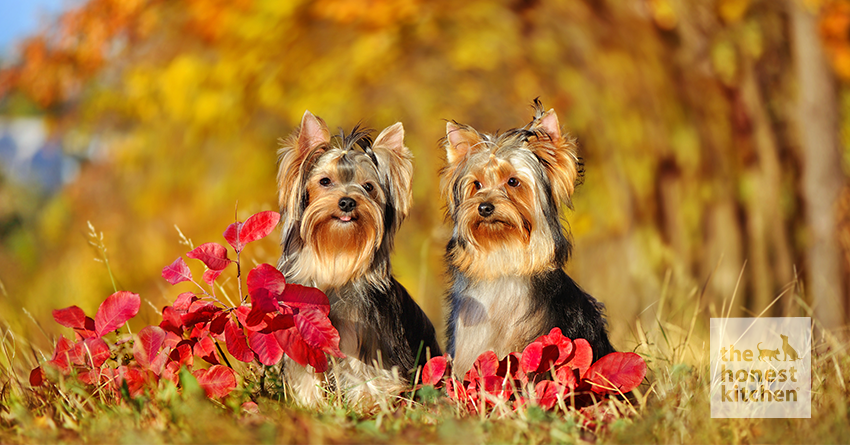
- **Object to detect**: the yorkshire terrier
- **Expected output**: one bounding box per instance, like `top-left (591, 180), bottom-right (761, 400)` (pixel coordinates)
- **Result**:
top-left (441, 99), bottom-right (614, 375)
top-left (277, 111), bottom-right (441, 406)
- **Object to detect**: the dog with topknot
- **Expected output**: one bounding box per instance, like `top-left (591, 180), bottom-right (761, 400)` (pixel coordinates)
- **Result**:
top-left (277, 111), bottom-right (441, 406)
top-left (441, 99), bottom-right (614, 375)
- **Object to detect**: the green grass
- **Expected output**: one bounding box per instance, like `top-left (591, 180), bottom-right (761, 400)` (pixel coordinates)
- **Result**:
top-left (2, 301), bottom-right (849, 444)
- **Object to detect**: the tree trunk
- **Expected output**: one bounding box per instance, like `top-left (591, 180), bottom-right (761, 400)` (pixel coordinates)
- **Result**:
top-left (789, 0), bottom-right (846, 328)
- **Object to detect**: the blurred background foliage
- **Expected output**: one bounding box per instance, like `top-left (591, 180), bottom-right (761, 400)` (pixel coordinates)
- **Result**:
top-left (1, 0), bottom-right (849, 351)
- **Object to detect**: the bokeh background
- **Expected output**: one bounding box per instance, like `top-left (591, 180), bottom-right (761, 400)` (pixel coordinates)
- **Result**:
top-left (1, 0), bottom-right (849, 352)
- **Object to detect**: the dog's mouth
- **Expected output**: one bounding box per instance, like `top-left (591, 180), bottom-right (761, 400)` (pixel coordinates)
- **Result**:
top-left (476, 219), bottom-right (512, 228)
top-left (333, 214), bottom-right (358, 223)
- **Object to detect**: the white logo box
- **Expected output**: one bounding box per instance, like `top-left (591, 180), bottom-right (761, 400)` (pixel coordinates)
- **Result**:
top-left (710, 317), bottom-right (811, 418)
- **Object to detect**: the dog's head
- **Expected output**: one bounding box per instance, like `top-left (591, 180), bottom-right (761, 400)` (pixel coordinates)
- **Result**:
top-left (277, 111), bottom-right (412, 287)
top-left (440, 100), bottom-right (582, 279)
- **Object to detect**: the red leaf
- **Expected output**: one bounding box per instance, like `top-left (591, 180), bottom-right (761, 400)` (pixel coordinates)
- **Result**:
top-left (446, 377), bottom-right (469, 403)
top-left (421, 355), bottom-right (448, 386)
top-left (52, 306), bottom-right (97, 339)
top-left (225, 319), bottom-right (255, 363)
top-left (498, 352), bottom-right (527, 385)
top-left (248, 330), bottom-right (284, 366)
top-left (240, 211), bottom-right (280, 245)
top-left (535, 380), bottom-right (563, 409)
top-left (194, 334), bottom-right (220, 365)
top-left (279, 284), bottom-right (330, 315)
top-left (209, 312), bottom-right (228, 335)
top-left (181, 302), bottom-right (221, 326)
top-left (94, 291), bottom-right (140, 337)
top-left (520, 342), bottom-right (543, 374)
top-left (160, 306), bottom-right (183, 335)
top-left (48, 336), bottom-right (73, 372)
top-left (247, 264), bottom-right (285, 313)
top-left (134, 326), bottom-right (166, 369)
top-left (471, 350), bottom-right (499, 378)
top-left (235, 305), bottom-right (266, 331)
top-left (261, 312), bottom-right (295, 333)
top-left (242, 401), bottom-right (260, 414)
top-left (30, 367), bottom-right (44, 386)
top-left (194, 365), bottom-right (237, 398)
top-left (568, 338), bottom-right (593, 378)
top-left (520, 342), bottom-right (560, 374)
top-left (294, 309), bottom-right (343, 357)
top-left (223, 221), bottom-right (244, 252)
top-left (52, 306), bottom-right (88, 329)
top-left (162, 257), bottom-right (193, 285)
top-left (122, 367), bottom-right (153, 397)
top-left (170, 341), bottom-right (194, 367)
top-left (173, 292), bottom-right (197, 311)
top-left (584, 352), bottom-right (646, 395)
top-left (163, 331), bottom-right (182, 349)
top-left (187, 242), bottom-right (231, 271)
top-left (70, 337), bottom-right (110, 367)
top-left (161, 364), bottom-right (179, 385)
top-left (555, 366), bottom-right (579, 390)
top-left (203, 269), bottom-right (223, 287)
top-left (274, 327), bottom-right (329, 372)
top-left (536, 327), bottom-right (575, 366)
top-left (149, 349), bottom-right (170, 375)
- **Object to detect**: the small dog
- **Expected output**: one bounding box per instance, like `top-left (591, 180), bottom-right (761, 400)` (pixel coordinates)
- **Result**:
top-left (277, 111), bottom-right (441, 406)
top-left (757, 342), bottom-right (780, 362)
top-left (441, 99), bottom-right (614, 375)
top-left (780, 334), bottom-right (800, 361)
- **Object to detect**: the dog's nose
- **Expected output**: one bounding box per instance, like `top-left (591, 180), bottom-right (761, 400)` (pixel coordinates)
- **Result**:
top-left (478, 202), bottom-right (495, 217)
top-left (338, 197), bottom-right (357, 212)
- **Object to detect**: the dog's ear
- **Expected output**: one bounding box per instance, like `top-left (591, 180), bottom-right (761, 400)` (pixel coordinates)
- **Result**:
top-left (445, 121), bottom-right (483, 165)
top-left (372, 122), bottom-right (413, 223)
top-left (297, 110), bottom-right (331, 154)
top-left (528, 109), bottom-right (580, 206)
top-left (278, 110), bottom-right (331, 213)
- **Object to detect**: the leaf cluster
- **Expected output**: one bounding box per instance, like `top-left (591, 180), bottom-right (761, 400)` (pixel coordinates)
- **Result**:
top-left (29, 210), bottom-right (343, 401)
top-left (415, 327), bottom-right (646, 427)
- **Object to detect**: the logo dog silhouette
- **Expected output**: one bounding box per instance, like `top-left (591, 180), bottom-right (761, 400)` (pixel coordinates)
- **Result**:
top-left (780, 334), bottom-right (800, 361)
top-left (757, 342), bottom-right (780, 362)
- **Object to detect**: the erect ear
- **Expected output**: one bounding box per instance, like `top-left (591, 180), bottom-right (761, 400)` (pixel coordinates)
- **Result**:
top-left (278, 111), bottom-right (331, 213)
top-left (372, 122), bottom-right (413, 223)
top-left (297, 110), bottom-right (331, 154)
top-left (536, 108), bottom-right (561, 142)
top-left (445, 121), bottom-right (483, 164)
top-left (528, 109), bottom-right (580, 204)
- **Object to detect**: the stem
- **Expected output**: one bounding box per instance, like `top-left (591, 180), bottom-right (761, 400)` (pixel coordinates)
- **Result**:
top-left (237, 250), bottom-right (244, 304)
top-left (215, 342), bottom-right (233, 369)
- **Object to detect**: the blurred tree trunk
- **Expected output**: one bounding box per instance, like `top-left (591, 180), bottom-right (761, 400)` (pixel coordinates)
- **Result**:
top-left (789, 0), bottom-right (846, 328)
top-left (739, 58), bottom-right (794, 315)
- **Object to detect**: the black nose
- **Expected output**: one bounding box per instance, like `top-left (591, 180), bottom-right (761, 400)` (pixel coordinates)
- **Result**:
top-left (338, 197), bottom-right (357, 212)
top-left (478, 202), bottom-right (494, 217)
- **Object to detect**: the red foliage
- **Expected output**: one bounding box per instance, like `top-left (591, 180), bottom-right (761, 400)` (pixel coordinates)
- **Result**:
top-left (162, 257), bottom-right (193, 285)
top-left (52, 306), bottom-right (96, 339)
top-left (224, 210), bottom-right (280, 253)
top-left (94, 291), bottom-right (140, 336)
top-left (31, 210), bottom-right (341, 403)
top-left (421, 355), bottom-right (448, 386)
top-left (194, 365), bottom-right (237, 398)
top-left (187, 243), bottom-right (231, 271)
top-left (416, 328), bottom-right (647, 414)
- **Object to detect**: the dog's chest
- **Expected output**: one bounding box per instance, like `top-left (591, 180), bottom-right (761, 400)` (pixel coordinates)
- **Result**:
top-left (452, 276), bottom-right (536, 374)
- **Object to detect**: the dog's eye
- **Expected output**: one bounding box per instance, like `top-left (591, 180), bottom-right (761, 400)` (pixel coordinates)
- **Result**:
top-left (363, 182), bottom-right (374, 192)
top-left (507, 177), bottom-right (520, 187)
top-left (473, 180), bottom-right (482, 190)
top-left (319, 177), bottom-right (332, 187)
